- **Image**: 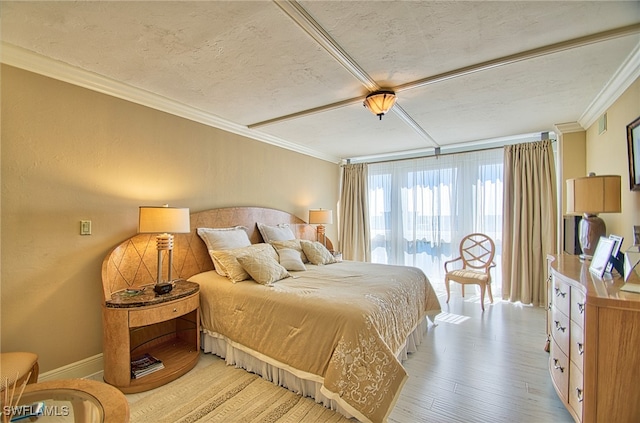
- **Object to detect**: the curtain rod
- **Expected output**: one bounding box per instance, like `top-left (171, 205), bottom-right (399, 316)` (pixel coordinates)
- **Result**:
top-left (344, 137), bottom-right (556, 166)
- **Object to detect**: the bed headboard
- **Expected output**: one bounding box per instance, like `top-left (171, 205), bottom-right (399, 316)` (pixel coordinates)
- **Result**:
top-left (101, 206), bottom-right (333, 301)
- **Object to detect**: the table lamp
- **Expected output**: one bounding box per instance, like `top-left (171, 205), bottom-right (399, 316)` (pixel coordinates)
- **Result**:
top-left (309, 209), bottom-right (333, 248)
top-left (566, 174), bottom-right (621, 260)
top-left (138, 205), bottom-right (190, 294)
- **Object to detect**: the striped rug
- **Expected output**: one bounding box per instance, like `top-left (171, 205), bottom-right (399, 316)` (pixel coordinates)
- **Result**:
top-left (128, 357), bottom-right (353, 423)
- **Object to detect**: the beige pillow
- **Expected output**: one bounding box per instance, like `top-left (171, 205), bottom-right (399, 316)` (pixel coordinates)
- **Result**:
top-left (197, 227), bottom-right (251, 275)
top-left (257, 223), bottom-right (295, 243)
top-left (236, 251), bottom-right (289, 285)
top-left (210, 244), bottom-right (278, 283)
top-left (300, 240), bottom-right (336, 265)
top-left (270, 239), bottom-right (308, 263)
top-left (277, 248), bottom-right (307, 271)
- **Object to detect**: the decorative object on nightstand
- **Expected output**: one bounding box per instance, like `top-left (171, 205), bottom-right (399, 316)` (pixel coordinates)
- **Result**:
top-left (138, 205), bottom-right (190, 294)
top-left (309, 209), bottom-right (333, 248)
top-left (565, 173), bottom-right (621, 260)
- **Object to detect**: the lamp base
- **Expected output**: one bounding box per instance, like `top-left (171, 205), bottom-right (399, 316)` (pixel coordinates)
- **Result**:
top-left (578, 213), bottom-right (606, 259)
top-left (154, 282), bottom-right (173, 295)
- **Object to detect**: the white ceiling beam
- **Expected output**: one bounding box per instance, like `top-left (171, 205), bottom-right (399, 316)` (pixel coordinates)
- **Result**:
top-left (274, 0), bottom-right (379, 91)
top-left (250, 22), bottom-right (640, 130)
top-left (264, 1), bottom-right (440, 148)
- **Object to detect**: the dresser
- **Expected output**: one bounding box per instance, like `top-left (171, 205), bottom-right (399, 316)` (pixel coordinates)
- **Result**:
top-left (547, 255), bottom-right (640, 423)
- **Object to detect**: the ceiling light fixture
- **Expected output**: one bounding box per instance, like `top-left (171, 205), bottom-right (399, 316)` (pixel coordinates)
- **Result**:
top-left (363, 90), bottom-right (397, 120)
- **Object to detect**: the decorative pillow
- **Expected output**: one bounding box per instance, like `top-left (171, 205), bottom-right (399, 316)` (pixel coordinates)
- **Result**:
top-left (300, 240), bottom-right (337, 265)
top-left (270, 239), bottom-right (308, 263)
top-left (210, 244), bottom-right (278, 283)
top-left (277, 248), bottom-right (307, 271)
top-left (197, 227), bottom-right (251, 275)
top-left (236, 251), bottom-right (289, 285)
top-left (257, 223), bottom-right (296, 243)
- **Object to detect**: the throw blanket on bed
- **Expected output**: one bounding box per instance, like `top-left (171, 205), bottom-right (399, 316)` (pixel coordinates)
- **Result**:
top-left (191, 261), bottom-right (441, 423)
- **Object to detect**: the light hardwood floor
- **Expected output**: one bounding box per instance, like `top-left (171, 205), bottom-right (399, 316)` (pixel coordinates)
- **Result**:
top-left (387, 290), bottom-right (573, 423)
top-left (118, 289), bottom-right (573, 422)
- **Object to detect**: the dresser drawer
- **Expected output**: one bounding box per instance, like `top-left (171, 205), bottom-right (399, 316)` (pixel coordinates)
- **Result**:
top-left (550, 338), bottom-right (569, 401)
top-left (551, 306), bottom-right (570, 355)
top-left (129, 293), bottom-right (199, 327)
top-left (569, 361), bottom-right (584, 422)
top-left (570, 287), bottom-right (586, 327)
top-left (569, 320), bottom-right (584, 372)
top-left (552, 277), bottom-right (571, 317)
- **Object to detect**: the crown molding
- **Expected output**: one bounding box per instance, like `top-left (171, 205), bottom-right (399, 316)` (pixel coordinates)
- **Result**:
top-left (1, 42), bottom-right (341, 164)
top-left (579, 42), bottom-right (640, 129)
top-left (554, 122), bottom-right (585, 134)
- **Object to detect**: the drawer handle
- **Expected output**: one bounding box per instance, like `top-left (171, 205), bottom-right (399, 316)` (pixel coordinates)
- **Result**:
top-left (173, 308), bottom-right (178, 312)
top-left (577, 342), bottom-right (584, 355)
top-left (576, 388), bottom-right (584, 402)
top-left (554, 320), bottom-right (566, 332)
top-left (554, 287), bottom-right (566, 298)
top-left (577, 303), bottom-right (585, 314)
top-left (553, 358), bottom-right (564, 373)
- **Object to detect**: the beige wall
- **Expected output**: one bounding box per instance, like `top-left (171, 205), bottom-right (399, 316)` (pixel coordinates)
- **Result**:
top-left (585, 78), bottom-right (640, 251)
top-left (1, 65), bottom-right (340, 372)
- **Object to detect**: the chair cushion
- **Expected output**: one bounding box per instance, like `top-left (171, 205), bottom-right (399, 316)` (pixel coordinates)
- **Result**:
top-left (447, 269), bottom-right (490, 283)
top-left (1, 352), bottom-right (38, 389)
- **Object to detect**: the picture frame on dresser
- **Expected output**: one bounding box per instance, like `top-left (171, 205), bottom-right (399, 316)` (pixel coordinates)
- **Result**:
top-left (589, 236), bottom-right (615, 278)
top-left (605, 234), bottom-right (624, 274)
top-left (627, 115), bottom-right (640, 191)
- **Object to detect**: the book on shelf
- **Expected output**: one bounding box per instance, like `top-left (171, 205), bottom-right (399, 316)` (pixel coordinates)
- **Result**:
top-left (131, 353), bottom-right (164, 379)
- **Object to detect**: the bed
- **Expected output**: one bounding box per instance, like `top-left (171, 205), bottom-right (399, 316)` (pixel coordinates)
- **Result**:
top-left (102, 207), bottom-right (441, 423)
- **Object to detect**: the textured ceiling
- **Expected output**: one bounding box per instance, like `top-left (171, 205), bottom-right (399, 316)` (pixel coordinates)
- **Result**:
top-left (2, 1), bottom-right (639, 163)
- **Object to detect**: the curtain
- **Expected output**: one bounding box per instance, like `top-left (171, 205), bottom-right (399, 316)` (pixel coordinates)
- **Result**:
top-left (368, 149), bottom-right (503, 292)
top-left (502, 140), bottom-right (557, 306)
top-left (339, 163), bottom-right (371, 261)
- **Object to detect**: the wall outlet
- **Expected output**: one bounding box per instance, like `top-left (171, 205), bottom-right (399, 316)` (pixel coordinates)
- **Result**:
top-left (80, 220), bottom-right (92, 235)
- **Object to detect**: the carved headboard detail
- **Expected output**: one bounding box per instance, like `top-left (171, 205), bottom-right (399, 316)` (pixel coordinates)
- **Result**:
top-left (101, 206), bottom-right (332, 301)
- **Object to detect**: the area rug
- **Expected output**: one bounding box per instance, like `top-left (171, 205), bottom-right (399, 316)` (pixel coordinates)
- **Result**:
top-left (128, 358), bottom-right (353, 423)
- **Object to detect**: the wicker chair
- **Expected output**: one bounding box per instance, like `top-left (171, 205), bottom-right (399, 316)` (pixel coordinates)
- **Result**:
top-left (444, 233), bottom-right (496, 311)
top-left (0, 352), bottom-right (39, 391)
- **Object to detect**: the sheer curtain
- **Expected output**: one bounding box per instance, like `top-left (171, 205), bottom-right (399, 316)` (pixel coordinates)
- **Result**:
top-left (368, 149), bottom-right (503, 294)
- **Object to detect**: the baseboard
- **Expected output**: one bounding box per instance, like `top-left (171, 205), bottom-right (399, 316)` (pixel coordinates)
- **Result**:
top-left (38, 353), bottom-right (103, 382)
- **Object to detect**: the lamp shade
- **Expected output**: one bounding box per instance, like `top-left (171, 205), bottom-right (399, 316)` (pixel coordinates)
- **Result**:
top-left (309, 209), bottom-right (333, 225)
top-left (566, 175), bottom-right (621, 214)
top-left (139, 205), bottom-right (191, 234)
top-left (363, 90), bottom-right (396, 120)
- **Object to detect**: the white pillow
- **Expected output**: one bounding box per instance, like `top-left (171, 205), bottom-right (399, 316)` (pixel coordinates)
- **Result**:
top-left (270, 239), bottom-right (308, 263)
top-left (236, 251), bottom-right (289, 285)
top-left (257, 223), bottom-right (295, 243)
top-left (210, 244), bottom-right (278, 283)
top-left (300, 240), bottom-right (337, 265)
top-left (277, 248), bottom-right (307, 271)
top-left (197, 227), bottom-right (251, 275)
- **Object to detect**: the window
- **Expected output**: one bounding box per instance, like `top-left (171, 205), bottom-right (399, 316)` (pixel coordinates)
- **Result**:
top-left (368, 149), bottom-right (503, 294)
